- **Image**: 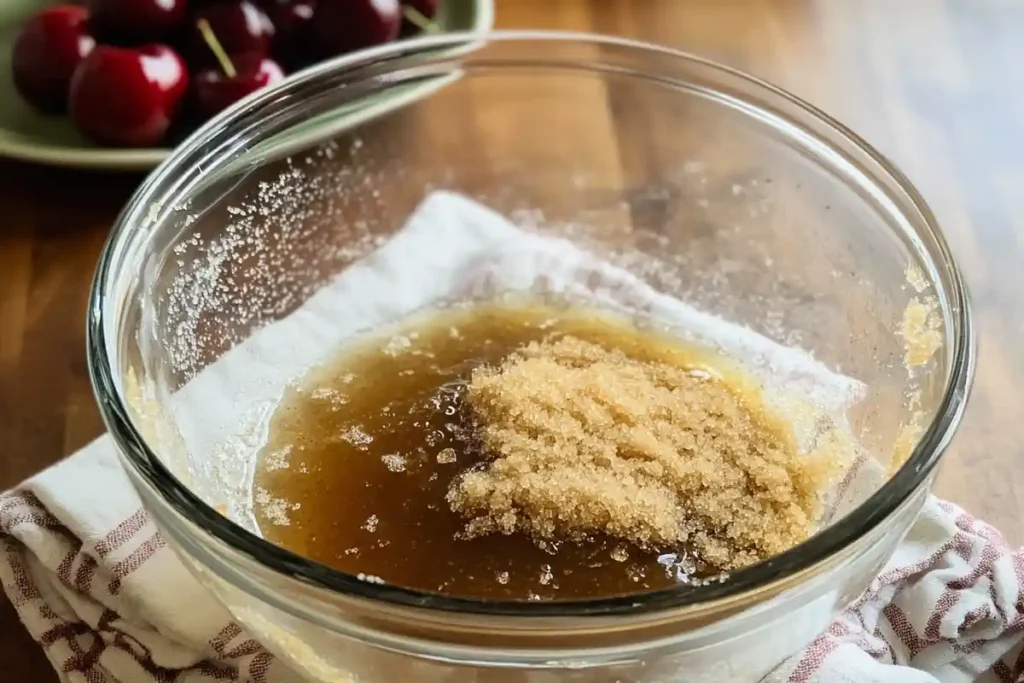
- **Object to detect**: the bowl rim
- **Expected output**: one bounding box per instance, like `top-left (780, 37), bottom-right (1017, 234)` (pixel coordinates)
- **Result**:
top-left (87, 30), bottom-right (976, 618)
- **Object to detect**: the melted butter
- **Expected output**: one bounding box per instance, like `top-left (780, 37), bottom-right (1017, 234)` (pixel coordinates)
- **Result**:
top-left (253, 300), bottom-right (777, 600)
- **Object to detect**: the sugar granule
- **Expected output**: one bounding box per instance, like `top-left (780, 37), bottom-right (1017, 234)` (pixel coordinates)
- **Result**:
top-left (447, 335), bottom-right (842, 571)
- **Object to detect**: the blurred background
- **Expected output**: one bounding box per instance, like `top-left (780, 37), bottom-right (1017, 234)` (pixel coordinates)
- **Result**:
top-left (1, 0), bottom-right (1022, 677)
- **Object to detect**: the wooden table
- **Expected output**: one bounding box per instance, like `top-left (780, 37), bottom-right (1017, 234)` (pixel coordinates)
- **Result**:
top-left (2, 0), bottom-right (1021, 679)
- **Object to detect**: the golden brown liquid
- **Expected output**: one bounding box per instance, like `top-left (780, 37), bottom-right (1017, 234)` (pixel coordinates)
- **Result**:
top-left (254, 301), bottom-right (755, 601)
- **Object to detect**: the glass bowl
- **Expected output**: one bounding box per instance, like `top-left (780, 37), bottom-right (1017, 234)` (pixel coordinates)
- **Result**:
top-left (87, 31), bottom-right (974, 683)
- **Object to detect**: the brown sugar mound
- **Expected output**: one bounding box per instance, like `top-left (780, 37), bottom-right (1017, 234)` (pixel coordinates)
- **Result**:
top-left (447, 335), bottom-right (840, 571)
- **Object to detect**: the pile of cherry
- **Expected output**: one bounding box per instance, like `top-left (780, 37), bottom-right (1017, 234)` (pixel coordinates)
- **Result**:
top-left (11, 0), bottom-right (438, 147)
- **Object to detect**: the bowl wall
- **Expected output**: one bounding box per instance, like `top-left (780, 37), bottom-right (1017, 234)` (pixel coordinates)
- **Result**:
top-left (89, 32), bottom-right (971, 682)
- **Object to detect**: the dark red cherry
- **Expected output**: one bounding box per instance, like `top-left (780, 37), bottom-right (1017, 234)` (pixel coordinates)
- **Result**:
top-left (69, 44), bottom-right (189, 147)
top-left (86, 0), bottom-right (189, 45)
top-left (258, 0), bottom-right (316, 68)
top-left (310, 0), bottom-right (400, 59)
top-left (11, 5), bottom-right (95, 113)
top-left (189, 0), bottom-right (274, 67)
top-left (192, 53), bottom-right (284, 121)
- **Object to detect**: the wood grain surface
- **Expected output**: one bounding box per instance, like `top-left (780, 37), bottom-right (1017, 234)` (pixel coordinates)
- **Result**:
top-left (2, 0), bottom-right (1022, 679)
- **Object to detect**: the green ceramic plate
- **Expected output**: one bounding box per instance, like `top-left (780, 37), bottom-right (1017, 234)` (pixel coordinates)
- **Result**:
top-left (0, 0), bottom-right (493, 170)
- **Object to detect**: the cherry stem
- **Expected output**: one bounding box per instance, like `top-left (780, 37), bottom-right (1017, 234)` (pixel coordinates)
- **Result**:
top-left (402, 5), bottom-right (439, 33)
top-left (196, 18), bottom-right (237, 78)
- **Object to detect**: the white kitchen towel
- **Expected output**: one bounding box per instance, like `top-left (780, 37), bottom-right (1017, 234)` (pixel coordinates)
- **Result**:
top-left (4, 445), bottom-right (1024, 683)
top-left (1, 192), bottom-right (1020, 682)
top-left (765, 499), bottom-right (1024, 683)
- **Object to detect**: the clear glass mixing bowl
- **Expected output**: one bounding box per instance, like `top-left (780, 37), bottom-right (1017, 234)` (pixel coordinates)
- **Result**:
top-left (87, 32), bottom-right (974, 683)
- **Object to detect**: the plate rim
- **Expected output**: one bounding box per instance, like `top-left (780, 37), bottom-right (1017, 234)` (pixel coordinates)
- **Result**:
top-left (0, 0), bottom-right (495, 171)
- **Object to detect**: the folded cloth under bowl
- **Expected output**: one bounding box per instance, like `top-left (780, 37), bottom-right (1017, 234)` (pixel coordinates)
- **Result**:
top-left (3, 193), bottom-right (1021, 683)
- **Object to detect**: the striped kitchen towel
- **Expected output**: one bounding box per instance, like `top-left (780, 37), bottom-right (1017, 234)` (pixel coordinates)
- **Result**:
top-left (2, 436), bottom-right (1023, 682)
top-left (2, 191), bottom-right (1021, 682)
top-left (0, 438), bottom-right (300, 683)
